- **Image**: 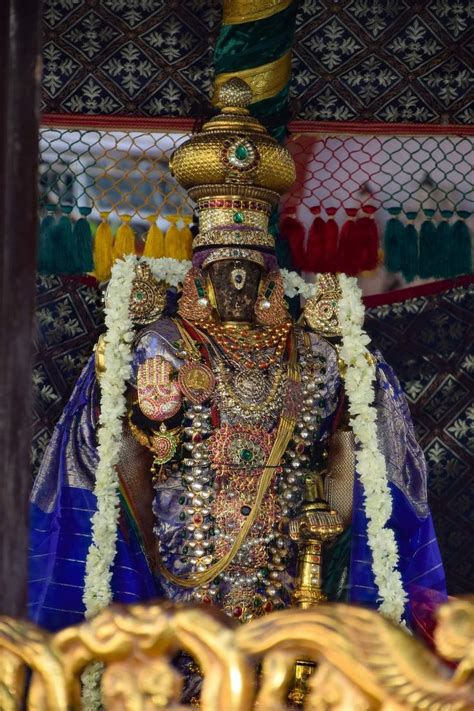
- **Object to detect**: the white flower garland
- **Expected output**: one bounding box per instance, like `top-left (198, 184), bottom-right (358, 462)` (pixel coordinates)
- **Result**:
top-left (337, 273), bottom-right (407, 624)
top-left (81, 255), bottom-right (136, 708)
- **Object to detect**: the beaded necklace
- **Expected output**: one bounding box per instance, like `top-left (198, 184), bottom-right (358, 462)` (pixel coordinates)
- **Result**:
top-left (195, 318), bottom-right (292, 369)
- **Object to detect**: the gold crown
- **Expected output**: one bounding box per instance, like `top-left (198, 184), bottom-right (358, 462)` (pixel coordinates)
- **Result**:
top-left (169, 78), bottom-right (296, 251)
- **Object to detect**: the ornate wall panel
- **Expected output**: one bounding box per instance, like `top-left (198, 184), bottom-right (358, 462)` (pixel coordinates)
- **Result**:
top-left (365, 281), bottom-right (474, 596)
top-left (41, 0), bottom-right (473, 124)
top-left (41, 0), bottom-right (221, 117)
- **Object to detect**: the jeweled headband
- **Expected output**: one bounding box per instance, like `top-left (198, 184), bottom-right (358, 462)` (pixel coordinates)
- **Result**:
top-left (201, 247), bottom-right (266, 269)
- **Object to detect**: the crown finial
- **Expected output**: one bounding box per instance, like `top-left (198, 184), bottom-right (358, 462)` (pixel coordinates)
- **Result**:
top-left (215, 78), bottom-right (253, 110)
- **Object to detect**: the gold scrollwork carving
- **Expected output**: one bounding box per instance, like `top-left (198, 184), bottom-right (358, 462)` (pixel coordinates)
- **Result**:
top-left (1, 598), bottom-right (473, 710)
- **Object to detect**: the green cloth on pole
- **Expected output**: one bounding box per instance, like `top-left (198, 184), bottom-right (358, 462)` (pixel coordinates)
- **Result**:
top-left (214, 3), bottom-right (297, 74)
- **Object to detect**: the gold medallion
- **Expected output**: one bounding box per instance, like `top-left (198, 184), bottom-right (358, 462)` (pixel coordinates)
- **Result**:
top-left (178, 361), bottom-right (215, 405)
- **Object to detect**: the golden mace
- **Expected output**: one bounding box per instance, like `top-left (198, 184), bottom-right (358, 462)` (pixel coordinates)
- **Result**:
top-left (287, 472), bottom-right (344, 705)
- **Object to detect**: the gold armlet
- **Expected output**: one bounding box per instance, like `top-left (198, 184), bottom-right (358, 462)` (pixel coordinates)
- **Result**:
top-left (94, 334), bottom-right (107, 382)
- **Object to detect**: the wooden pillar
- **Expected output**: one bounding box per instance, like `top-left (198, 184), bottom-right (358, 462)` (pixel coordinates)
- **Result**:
top-left (0, 0), bottom-right (43, 617)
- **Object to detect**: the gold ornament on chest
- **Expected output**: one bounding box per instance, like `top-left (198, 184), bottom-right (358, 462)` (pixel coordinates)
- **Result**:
top-left (178, 361), bottom-right (215, 405)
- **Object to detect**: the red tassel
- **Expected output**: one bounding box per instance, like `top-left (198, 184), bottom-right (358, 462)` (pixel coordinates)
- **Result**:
top-left (358, 205), bottom-right (379, 272)
top-left (358, 206), bottom-right (379, 272)
top-left (324, 220), bottom-right (339, 273)
top-left (323, 207), bottom-right (339, 273)
top-left (280, 215), bottom-right (306, 271)
top-left (336, 208), bottom-right (358, 275)
top-left (306, 214), bottom-right (327, 272)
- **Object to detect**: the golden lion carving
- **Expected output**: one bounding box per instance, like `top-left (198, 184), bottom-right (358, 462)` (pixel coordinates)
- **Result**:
top-left (1, 598), bottom-right (473, 710)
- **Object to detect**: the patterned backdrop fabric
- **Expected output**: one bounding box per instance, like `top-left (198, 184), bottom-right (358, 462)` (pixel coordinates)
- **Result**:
top-left (41, 0), bottom-right (473, 124)
top-left (32, 275), bottom-right (474, 595)
top-left (365, 282), bottom-right (474, 596)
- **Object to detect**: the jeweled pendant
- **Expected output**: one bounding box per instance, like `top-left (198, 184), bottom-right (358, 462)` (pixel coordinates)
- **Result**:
top-left (151, 423), bottom-right (179, 465)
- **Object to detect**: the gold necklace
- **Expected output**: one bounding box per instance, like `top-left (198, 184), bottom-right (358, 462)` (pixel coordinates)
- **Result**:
top-left (214, 357), bottom-right (287, 425)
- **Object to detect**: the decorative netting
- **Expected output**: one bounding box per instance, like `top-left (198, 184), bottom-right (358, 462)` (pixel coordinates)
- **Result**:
top-left (38, 122), bottom-right (473, 283)
top-left (281, 130), bottom-right (473, 281)
top-left (39, 126), bottom-right (193, 232)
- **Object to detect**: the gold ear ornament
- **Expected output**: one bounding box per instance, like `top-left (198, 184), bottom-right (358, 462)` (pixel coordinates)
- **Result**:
top-left (254, 270), bottom-right (288, 326)
top-left (177, 267), bottom-right (213, 322)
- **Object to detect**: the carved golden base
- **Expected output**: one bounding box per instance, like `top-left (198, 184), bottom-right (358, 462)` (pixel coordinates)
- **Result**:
top-left (292, 586), bottom-right (327, 609)
top-left (288, 658), bottom-right (316, 706)
top-left (1, 599), bottom-right (473, 710)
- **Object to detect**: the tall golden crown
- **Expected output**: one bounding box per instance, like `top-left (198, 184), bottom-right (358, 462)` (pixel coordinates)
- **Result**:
top-left (170, 78), bottom-right (296, 252)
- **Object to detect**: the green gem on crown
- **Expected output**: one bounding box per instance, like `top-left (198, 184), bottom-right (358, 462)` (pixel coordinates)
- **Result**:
top-left (135, 291), bottom-right (144, 301)
top-left (235, 144), bottom-right (249, 160)
top-left (233, 211), bottom-right (244, 224)
top-left (240, 448), bottom-right (254, 462)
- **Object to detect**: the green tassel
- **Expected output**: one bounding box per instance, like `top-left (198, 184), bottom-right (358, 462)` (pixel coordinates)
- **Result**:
top-left (383, 211), bottom-right (404, 273)
top-left (419, 220), bottom-right (437, 278)
top-left (401, 222), bottom-right (419, 283)
top-left (450, 220), bottom-right (472, 276)
top-left (38, 207), bottom-right (57, 273)
top-left (436, 221), bottom-right (451, 278)
top-left (52, 210), bottom-right (76, 274)
top-left (73, 207), bottom-right (94, 274)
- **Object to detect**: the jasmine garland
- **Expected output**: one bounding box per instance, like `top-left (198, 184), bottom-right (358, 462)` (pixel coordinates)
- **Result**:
top-left (338, 274), bottom-right (406, 624)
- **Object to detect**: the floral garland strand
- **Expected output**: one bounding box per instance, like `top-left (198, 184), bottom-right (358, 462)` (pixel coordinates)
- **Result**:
top-left (82, 255), bottom-right (137, 708)
top-left (337, 273), bottom-right (407, 624)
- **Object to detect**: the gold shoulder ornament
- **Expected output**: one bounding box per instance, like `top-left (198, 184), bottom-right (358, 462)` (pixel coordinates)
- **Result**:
top-left (128, 262), bottom-right (167, 326)
top-left (303, 273), bottom-right (343, 338)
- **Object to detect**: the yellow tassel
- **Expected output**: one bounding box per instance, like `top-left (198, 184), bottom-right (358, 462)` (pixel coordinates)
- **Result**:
top-left (113, 215), bottom-right (135, 260)
top-left (93, 212), bottom-right (113, 282)
top-left (143, 216), bottom-right (165, 258)
top-left (180, 215), bottom-right (194, 261)
top-left (164, 216), bottom-right (181, 259)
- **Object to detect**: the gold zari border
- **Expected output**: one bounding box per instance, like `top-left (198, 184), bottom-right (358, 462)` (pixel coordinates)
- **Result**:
top-left (223, 0), bottom-right (293, 24)
top-left (213, 51), bottom-right (291, 104)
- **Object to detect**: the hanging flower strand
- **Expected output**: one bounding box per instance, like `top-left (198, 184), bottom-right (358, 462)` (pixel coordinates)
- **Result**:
top-left (337, 273), bottom-right (407, 624)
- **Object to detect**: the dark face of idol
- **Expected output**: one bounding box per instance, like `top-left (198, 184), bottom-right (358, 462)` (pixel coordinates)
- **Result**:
top-left (204, 259), bottom-right (264, 322)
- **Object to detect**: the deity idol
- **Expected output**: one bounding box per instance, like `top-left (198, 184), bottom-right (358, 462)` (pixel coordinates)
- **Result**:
top-left (29, 80), bottom-right (446, 641)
